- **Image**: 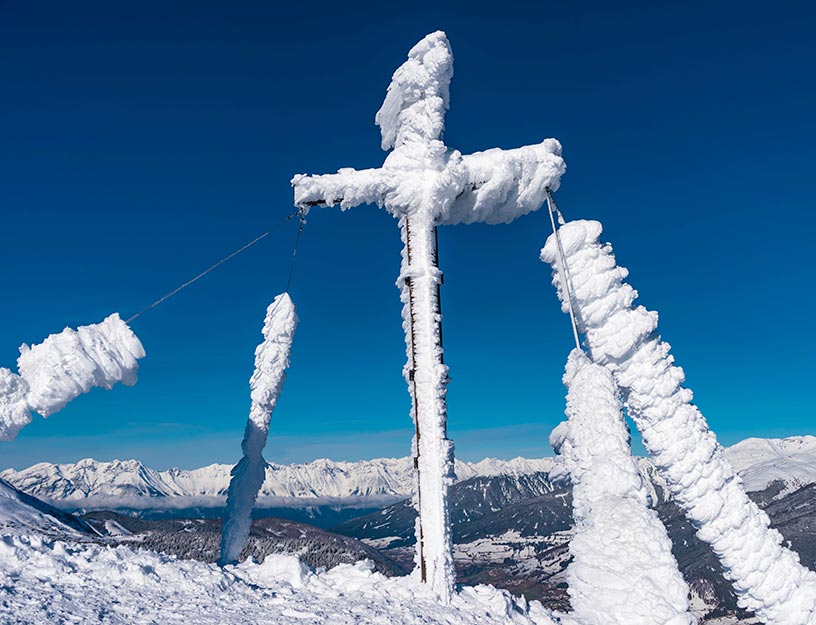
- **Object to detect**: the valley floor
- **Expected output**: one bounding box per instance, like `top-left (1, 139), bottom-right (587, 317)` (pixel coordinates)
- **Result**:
top-left (0, 533), bottom-right (559, 625)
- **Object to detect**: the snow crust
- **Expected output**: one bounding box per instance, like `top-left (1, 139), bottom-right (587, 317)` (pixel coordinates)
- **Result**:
top-left (220, 293), bottom-right (298, 565)
top-left (446, 140), bottom-right (565, 225)
top-left (375, 30), bottom-right (452, 153)
top-left (0, 368), bottom-right (30, 443)
top-left (291, 142), bottom-right (564, 227)
top-left (554, 349), bottom-right (694, 625)
top-left (541, 220), bottom-right (816, 625)
top-left (0, 313), bottom-right (145, 441)
top-left (0, 533), bottom-right (562, 625)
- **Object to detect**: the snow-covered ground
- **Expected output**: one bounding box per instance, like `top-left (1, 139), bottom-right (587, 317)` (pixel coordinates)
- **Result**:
top-left (0, 533), bottom-right (561, 625)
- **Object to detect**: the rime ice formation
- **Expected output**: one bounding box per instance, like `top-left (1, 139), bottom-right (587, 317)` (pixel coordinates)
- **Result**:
top-left (0, 368), bottom-right (30, 443)
top-left (0, 314), bottom-right (145, 442)
top-left (220, 293), bottom-right (298, 565)
top-left (552, 349), bottom-right (694, 625)
top-left (292, 30), bottom-right (564, 602)
top-left (541, 220), bottom-right (816, 625)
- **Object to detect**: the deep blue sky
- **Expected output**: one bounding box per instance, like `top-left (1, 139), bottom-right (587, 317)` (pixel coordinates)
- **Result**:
top-left (1, 1), bottom-right (813, 470)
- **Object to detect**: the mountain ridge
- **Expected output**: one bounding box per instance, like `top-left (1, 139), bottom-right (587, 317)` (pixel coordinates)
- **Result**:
top-left (0, 455), bottom-right (555, 505)
top-left (3, 435), bottom-right (814, 511)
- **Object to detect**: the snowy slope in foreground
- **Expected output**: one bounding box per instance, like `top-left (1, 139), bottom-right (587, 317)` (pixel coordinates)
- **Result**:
top-left (0, 534), bottom-right (558, 625)
top-left (0, 456), bottom-right (554, 504)
top-left (0, 479), bottom-right (92, 536)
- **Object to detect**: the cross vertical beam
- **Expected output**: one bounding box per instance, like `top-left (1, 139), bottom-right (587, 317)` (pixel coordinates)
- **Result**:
top-left (399, 212), bottom-right (453, 599)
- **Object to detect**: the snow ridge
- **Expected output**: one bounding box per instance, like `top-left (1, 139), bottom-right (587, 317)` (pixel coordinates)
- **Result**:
top-left (0, 313), bottom-right (145, 441)
top-left (553, 349), bottom-right (694, 625)
top-left (220, 293), bottom-right (298, 564)
top-left (541, 220), bottom-right (816, 625)
top-left (0, 479), bottom-right (91, 537)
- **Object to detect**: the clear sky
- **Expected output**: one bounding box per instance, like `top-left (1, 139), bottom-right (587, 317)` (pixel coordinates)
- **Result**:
top-left (1, 1), bottom-right (814, 470)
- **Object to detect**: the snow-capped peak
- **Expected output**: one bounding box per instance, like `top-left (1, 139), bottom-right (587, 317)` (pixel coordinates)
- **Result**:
top-left (2, 435), bottom-right (813, 509)
top-left (0, 456), bottom-right (556, 505)
top-left (725, 435), bottom-right (816, 496)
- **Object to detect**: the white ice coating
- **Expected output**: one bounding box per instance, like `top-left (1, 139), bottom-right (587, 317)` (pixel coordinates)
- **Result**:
top-left (291, 31), bottom-right (565, 602)
top-left (219, 293), bottom-right (298, 565)
top-left (541, 220), bottom-right (816, 625)
top-left (0, 369), bottom-right (30, 443)
top-left (552, 349), bottom-right (694, 625)
top-left (0, 313), bottom-right (145, 442)
top-left (398, 210), bottom-right (455, 603)
top-left (291, 31), bottom-right (565, 226)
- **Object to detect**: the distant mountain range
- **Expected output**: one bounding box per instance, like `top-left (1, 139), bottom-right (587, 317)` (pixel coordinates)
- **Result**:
top-left (3, 435), bottom-right (814, 507)
top-left (330, 437), bottom-right (816, 622)
top-left (0, 456), bottom-right (554, 515)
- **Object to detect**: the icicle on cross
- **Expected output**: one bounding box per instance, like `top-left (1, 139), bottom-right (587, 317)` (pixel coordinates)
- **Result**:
top-left (292, 31), bottom-right (565, 602)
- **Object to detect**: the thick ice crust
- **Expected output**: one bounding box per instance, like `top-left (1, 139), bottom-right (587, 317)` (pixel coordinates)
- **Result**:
top-left (0, 314), bottom-right (145, 441)
top-left (291, 31), bottom-right (565, 226)
top-left (397, 214), bottom-right (455, 602)
top-left (542, 221), bottom-right (816, 625)
top-left (556, 349), bottom-right (694, 625)
top-left (220, 293), bottom-right (298, 565)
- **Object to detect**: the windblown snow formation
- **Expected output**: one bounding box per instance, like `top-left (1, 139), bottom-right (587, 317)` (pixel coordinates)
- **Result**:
top-left (552, 349), bottom-right (694, 625)
top-left (541, 220), bottom-right (816, 625)
top-left (0, 313), bottom-right (145, 442)
top-left (220, 293), bottom-right (298, 565)
top-left (292, 30), bottom-right (565, 603)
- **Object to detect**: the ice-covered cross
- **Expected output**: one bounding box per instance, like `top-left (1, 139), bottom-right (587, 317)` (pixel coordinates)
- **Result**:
top-left (292, 31), bottom-right (565, 602)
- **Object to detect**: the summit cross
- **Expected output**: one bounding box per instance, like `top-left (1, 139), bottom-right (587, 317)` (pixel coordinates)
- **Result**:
top-left (292, 31), bottom-right (565, 602)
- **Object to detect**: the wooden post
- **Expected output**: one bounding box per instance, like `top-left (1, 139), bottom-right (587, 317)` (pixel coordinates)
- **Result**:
top-left (399, 212), bottom-right (454, 601)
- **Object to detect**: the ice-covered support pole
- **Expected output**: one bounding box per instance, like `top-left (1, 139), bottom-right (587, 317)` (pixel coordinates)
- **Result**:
top-left (541, 221), bottom-right (816, 625)
top-left (397, 207), bottom-right (455, 598)
top-left (292, 31), bottom-right (564, 602)
top-left (0, 313), bottom-right (145, 441)
top-left (552, 349), bottom-right (695, 625)
top-left (219, 293), bottom-right (297, 565)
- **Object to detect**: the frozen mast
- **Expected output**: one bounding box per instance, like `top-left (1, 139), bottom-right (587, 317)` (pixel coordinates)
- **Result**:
top-left (219, 293), bottom-right (298, 566)
top-left (292, 31), bottom-right (564, 601)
